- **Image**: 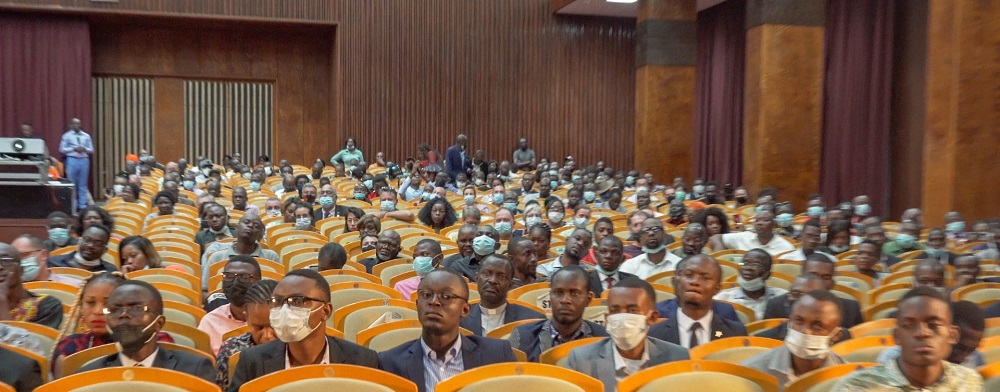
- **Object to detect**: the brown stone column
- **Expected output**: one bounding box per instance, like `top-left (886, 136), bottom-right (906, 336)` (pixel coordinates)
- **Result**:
top-left (920, 0), bottom-right (1000, 226)
top-left (743, 0), bottom-right (825, 208)
top-left (635, 0), bottom-right (696, 183)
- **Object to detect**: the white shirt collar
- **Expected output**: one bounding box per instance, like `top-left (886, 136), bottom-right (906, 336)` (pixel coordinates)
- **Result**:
top-left (613, 339), bottom-right (650, 374)
top-left (420, 335), bottom-right (463, 362)
top-left (120, 347), bottom-right (159, 368)
top-left (481, 302), bottom-right (507, 315)
top-left (676, 308), bottom-right (713, 335)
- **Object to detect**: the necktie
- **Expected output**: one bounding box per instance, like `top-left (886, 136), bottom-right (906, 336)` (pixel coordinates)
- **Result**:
top-left (605, 276), bottom-right (615, 290)
top-left (689, 322), bottom-right (703, 348)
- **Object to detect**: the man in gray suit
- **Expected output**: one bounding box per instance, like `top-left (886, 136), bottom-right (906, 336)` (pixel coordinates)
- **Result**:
top-left (567, 277), bottom-right (688, 391)
top-left (77, 280), bottom-right (215, 383)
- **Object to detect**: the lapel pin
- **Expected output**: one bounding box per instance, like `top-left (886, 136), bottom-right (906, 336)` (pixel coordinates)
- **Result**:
top-left (715, 331), bottom-right (723, 338)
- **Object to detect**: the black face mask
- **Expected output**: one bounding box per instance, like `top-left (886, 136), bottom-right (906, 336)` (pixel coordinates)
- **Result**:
top-left (303, 195), bottom-right (316, 203)
top-left (222, 280), bottom-right (252, 307)
top-left (736, 196), bottom-right (748, 204)
top-left (110, 316), bottom-right (160, 354)
top-left (361, 245), bottom-right (376, 253)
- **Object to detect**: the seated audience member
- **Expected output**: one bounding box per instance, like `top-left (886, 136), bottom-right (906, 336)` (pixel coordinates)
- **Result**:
top-left (230, 187), bottom-right (259, 216)
top-left (570, 204), bottom-right (592, 229)
top-left (621, 211), bottom-right (650, 258)
top-left (380, 269), bottom-right (516, 392)
top-left (195, 203), bottom-right (232, 255)
top-left (544, 197), bottom-right (567, 228)
top-left (817, 219), bottom-right (853, 256)
top-left (449, 226), bottom-right (499, 281)
top-left (228, 269), bottom-right (379, 391)
top-left (508, 237), bottom-right (539, 288)
top-left (581, 218), bottom-right (614, 265)
top-left (461, 206), bottom-right (482, 226)
top-left (371, 188), bottom-right (416, 223)
top-left (417, 198), bottom-right (458, 233)
top-left (201, 215), bottom-right (279, 291)
top-left (781, 220), bottom-right (832, 262)
top-left (709, 211), bottom-right (796, 256)
top-left (316, 243), bottom-right (348, 271)
top-left (262, 197), bottom-right (282, 219)
top-left (441, 224), bottom-right (477, 270)
top-left (359, 230), bottom-right (402, 274)
top-left (876, 300), bottom-right (986, 370)
top-left (462, 186), bottom-right (491, 216)
top-left (774, 203), bottom-right (799, 238)
top-left (568, 278), bottom-right (688, 390)
top-left (743, 290), bottom-right (847, 389)
top-left (913, 258), bottom-right (947, 294)
top-left (952, 254), bottom-right (982, 287)
top-left (76, 280), bottom-right (214, 382)
top-left (882, 221), bottom-right (926, 257)
top-left (313, 184), bottom-right (346, 221)
top-left (291, 203), bottom-right (318, 231)
top-left (663, 199), bottom-right (687, 227)
top-left (357, 214), bottom-right (381, 238)
top-left (11, 235), bottom-right (82, 285)
top-left (360, 234), bottom-right (379, 253)
top-left (0, 345), bottom-right (42, 391)
top-left (77, 205), bottom-right (117, 239)
top-left (53, 272), bottom-right (174, 375)
top-left (142, 191), bottom-right (177, 232)
top-left (763, 254), bottom-right (863, 329)
top-left (851, 240), bottom-right (889, 286)
top-left (342, 207), bottom-right (365, 234)
top-left (536, 228), bottom-right (593, 278)
top-left (587, 236), bottom-right (637, 297)
top-left (915, 228), bottom-right (958, 265)
top-left (648, 255), bottom-right (747, 347)
top-left (461, 255), bottom-right (544, 335)
top-left (714, 248), bottom-right (788, 320)
top-left (215, 279), bottom-right (277, 389)
top-left (118, 236), bottom-right (166, 273)
top-left (393, 240), bottom-right (443, 300)
top-left (833, 287), bottom-right (983, 391)
top-left (691, 207), bottom-right (730, 238)
top-left (199, 255), bottom-right (262, 356)
top-left (48, 224), bottom-right (118, 273)
top-left (280, 197), bottom-right (300, 225)
top-left (619, 218), bottom-right (681, 279)
top-left (493, 207), bottom-right (516, 241)
top-left (756, 273), bottom-right (851, 343)
top-left (672, 223), bottom-right (708, 259)
top-left (528, 223), bottom-right (556, 261)
top-left (509, 266), bottom-right (608, 362)
top-left (42, 211), bottom-right (78, 251)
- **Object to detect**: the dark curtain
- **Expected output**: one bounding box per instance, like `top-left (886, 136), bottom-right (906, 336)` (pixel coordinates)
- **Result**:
top-left (694, 0), bottom-right (746, 186)
top-left (820, 0), bottom-right (895, 216)
top-left (0, 13), bottom-right (92, 156)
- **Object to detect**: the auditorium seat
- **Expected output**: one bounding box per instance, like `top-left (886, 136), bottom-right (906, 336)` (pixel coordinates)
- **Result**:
top-left (617, 360), bottom-right (779, 392)
top-left (327, 282), bottom-right (403, 317)
top-left (436, 363), bottom-right (602, 392)
top-left (784, 362), bottom-right (878, 392)
top-left (538, 337), bottom-right (603, 367)
top-left (746, 318), bottom-right (787, 337)
top-left (486, 319), bottom-right (544, 340)
top-left (830, 336), bottom-right (895, 363)
top-left (38, 367), bottom-right (218, 392)
top-left (506, 283), bottom-right (551, 312)
top-left (321, 270), bottom-right (381, 285)
top-left (688, 337), bottom-right (783, 363)
top-left (331, 299), bottom-right (418, 342)
top-left (848, 319), bottom-right (896, 338)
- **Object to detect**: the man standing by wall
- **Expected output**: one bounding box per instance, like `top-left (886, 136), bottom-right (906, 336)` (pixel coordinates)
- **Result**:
top-left (58, 118), bottom-right (94, 208)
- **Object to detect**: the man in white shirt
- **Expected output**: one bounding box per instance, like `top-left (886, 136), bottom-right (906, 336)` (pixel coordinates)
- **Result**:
top-left (714, 248), bottom-right (788, 320)
top-left (620, 218), bottom-right (681, 279)
top-left (709, 211), bottom-right (796, 256)
top-left (780, 219), bottom-right (833, 261)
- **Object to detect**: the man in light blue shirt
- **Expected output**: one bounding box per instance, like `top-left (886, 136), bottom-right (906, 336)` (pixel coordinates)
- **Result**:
top-left (58, 118), bottom-right (94, 208)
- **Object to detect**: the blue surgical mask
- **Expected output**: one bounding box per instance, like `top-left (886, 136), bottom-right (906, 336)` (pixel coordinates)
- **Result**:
top-left (625, 176), bottom-right (635, 186)
top-left (503, 202), bottom-right (518, 211)
top-left (737, 275), bottom-right (765, 292)
top-left (583, 191), bottom-right (596, 202)
top-left (422, 192), bottom-right (432, 201)
top-left (492, 194), bottom-right (504, 204)
top-left (380, 201), bottom-right (396, 212)
top-left (295, 218), bottom-right (311, 230)
top-left (776, 213), bottom-right (794, 228)
top-left (573, 217), bottom-right (589, 229)
top-left (249, 181), bottom-right (261, 191)
top-left (413, 255), bottom-right (438, 277)
top-left (854, 204), bottom-right (871, 216)
top-left (495, 222), bottom-right (513, 236)
top-left (20, 257), bottom-right (40, 281)
top-left (319, 196), bottom-right (335, 208)
top-left (182, 180), bottom-right (196, 190)
top-left (526, 216), bottom-right (542, 227)
top-left (675, 191), bottom-right (686, 200)
top-left (755, 205), bottom-right (766, 214)
top-left (549, 181), bottom-right (559, 190)
top-left (692, 185), bottom-right (705, 195)
top-left (828, 244), bottom-right (850, 254)
top-left (946, 221), bottom-right (966, 233)
top-left (895, 233), bottom-right (916, 249)
top-left (363, 180), bottom-right (373, 189)
top-left (472, 235), bottom-right (496, 256)
top-left (464, 195), bottom-right (476, 205)
top-left (642, 244), bottom-right (667, 254)
top-left (354, 192), bottom-right (367, 200)
top-left (807, 206), bottom-right (824, 218)
top-left (48, 228), bottom-right (70, 246)
top-left (595, 261), bottom-right (617, 276)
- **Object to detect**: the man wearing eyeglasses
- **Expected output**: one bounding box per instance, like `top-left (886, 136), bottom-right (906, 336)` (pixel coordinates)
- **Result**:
top-left (77, 280), bottom-right (215, 382)
top-left (199, 255), bottom-right (262, 356)
top-left (379, 269), bottom-right (516, 392)
top-left (619, 218), bottom-right (682, 280)
top-left (713, 248), bottom-right (787, 320)
top-left (228, 269), bottom-right (379, 392)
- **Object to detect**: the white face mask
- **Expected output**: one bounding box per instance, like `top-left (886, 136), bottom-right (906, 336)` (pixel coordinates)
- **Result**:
top-left (737, 275), bottom-right (765, 291)
top-left (270, 304), bottom-right (323, 343)
top-left (785, 323), bottom-right (838, 360)
top-left (606, 313), bottom-right (648, 351)
top-left (295, 218), bottom-right (311, 230)
top-left (112, 184), bottom-right (125, 196)
top-left (548, 211), bottom-right (564, 223)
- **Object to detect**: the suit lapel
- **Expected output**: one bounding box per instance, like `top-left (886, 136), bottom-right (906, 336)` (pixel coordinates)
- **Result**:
top-left (662, 316), bottom-right (680, 345)
top-left (709, 316), bottom-right (728, 341)
top-left (106, 354), bottom-right (123, 367)
top-left (327, 336), bottom-right (345, 364)
top-left (263, 344), bottom-right (286, 374)
top-left (465, 305), bottom-right (484, 334)
top-left (460, 336), bottom-right (482, 368)
top-left (502, 304), bottom-right (518, 324)
top-left (404, 340), bottom-right (426, 389)
top-left (154, 349), bottom-right (176, 370)
top-left (595, 339), bottom-right (618, 384)
top-left (588, 271), bottom-right (602, 297)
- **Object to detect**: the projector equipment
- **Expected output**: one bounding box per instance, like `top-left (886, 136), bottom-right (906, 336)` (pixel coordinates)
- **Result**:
top-left (0, 137), bottom-right (50, 184)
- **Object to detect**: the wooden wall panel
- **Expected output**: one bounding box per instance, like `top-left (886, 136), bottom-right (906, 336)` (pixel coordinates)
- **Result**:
top-left (5, 0), bottom-right (635, 171)
top-left (889, 0), bottom-right (927, 221)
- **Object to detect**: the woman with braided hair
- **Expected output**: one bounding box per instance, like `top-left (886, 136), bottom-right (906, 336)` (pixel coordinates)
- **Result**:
top-left (215, 279), bottom-right (278, 389)
top-left (50, 271), bottom-right (174, 377)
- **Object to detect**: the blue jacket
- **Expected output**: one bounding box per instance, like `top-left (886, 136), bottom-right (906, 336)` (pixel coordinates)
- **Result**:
top-left (444, 144), bottom-right (467, 178)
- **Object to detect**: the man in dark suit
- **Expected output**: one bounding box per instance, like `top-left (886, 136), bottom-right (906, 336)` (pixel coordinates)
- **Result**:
top-left (77, 280), bottom-right (215, 382)
top-left (0, 346), bottom-right (42, 392)
top-left (380, 269), bottom-right (516, 392)
top-left (48, 224), bottom-right (118, 273)
top-left (460, 254), bottom-right (545, 336)
top-left (509, 266), bottom-right (609, 362)
top-left (228, 269), bottom-right (379, 391)
top-left (359, 230), bottom-right (402, 274)
top-left (762, 255), bottom-right (864, 329)
top-left (587, 236), bottom-right (638, 297)
top-left (313, 184), bottom-right (349, 221)
top-left (648, 254), bottom-right (747, 347)
top-left (568, 278), bottom-right (689, 391)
